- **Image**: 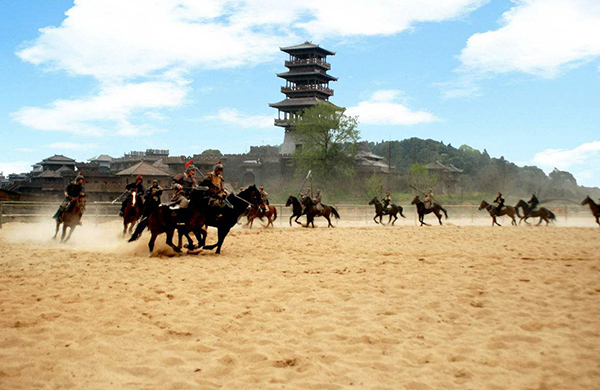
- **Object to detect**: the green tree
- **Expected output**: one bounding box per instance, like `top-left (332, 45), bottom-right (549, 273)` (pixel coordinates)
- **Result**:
top-left (409, 163), bottom-right (436, 190)
top-left (293, 103), bottom-right (360, 183)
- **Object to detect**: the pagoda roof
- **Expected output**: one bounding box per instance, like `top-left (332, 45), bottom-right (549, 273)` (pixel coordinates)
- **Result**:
top-left (425, 161), bottom-right (463, 173)
top-left (39, 154), bottom-right (76, 164)
top-left (115, 161), bottom-right (171, 177)
top-left (277, 70), bottom-right (337, 81)
top-left (89, 154), bottom-right (114, 162)
top-left (280, 42), bottom-right (335, 56)
top-left (269, 97), bottom-right (343, 111)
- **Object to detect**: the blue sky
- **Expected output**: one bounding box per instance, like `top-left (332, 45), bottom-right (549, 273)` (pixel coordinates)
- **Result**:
top-left (1, 0), bottom-right (599, 187)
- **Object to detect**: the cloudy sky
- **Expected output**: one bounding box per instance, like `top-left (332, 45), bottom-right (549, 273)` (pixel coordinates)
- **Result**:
top-left (1, 0), bottom-right (599, 186)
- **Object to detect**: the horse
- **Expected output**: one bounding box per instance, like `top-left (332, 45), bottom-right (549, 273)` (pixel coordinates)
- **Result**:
top-left (411, 196), bottom-right (448, 226)
top-left (245, 205), bottom-right (277, 228)
top-left (515, 200), bottom-right (556, 226)
top-left (478, 200), bottom-right (517, 226)
top-left (286, 196), bottom-right (305, 226)
top-left (368, 197), bottom-right (405, 225)
top-left (53, 196), bottom-right (86, 243)
top-left (122, 191), bottom-right (143, 235)
top-left (301, 196), bottom-right (340, 228)
top-left (581, 196), bottom-right (600, 226)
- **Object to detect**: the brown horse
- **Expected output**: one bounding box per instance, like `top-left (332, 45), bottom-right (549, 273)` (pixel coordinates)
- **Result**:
top-left (369, 197), bottom-right (405, 225)
top-left (515, 200), bottom-right (556, 226)
top-left (301, 196), bottom-right (340, 228)
top-left (286, 196), bottom-right (305, 226)
top-left (479, 200), bottom-right (517, 226)
top-left (246, 205), bottom-right (277, 228)
top-left (53, 196), bottom-right (86, 243)
top-left (122, 191), bottom-right (142, 235)
top-left (581, 196), bottom-right (600, 226)
top-left (411, 196), bottom-right (448, 226)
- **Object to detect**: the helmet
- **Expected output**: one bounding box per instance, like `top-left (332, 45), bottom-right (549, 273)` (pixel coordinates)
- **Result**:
top-left (214, 163), bottom-right (224, 171)
top-left (152, 179), bottom-right (158, 184)
top-left (136, 174), bottom-right (143, 181)
top-left (185, 165), bottom-right (197, 174)
top-left (75, 175), bottom-right (84, 182)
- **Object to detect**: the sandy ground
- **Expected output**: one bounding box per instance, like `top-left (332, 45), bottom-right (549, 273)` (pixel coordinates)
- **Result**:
top-left (0, 220), bottom-right (599, 390)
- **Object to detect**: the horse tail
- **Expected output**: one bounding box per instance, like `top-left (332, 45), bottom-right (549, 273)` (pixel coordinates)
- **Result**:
top-left (442, 207), bottom-right (448, 219)
top-left (273, 207), bottom-right (278, 222)
top-left (548, 209), bottom-right (557, 221)
top-left (399, 206), bottom-right (406, 218)
top-left (331, 206), bottom-right (340, 219)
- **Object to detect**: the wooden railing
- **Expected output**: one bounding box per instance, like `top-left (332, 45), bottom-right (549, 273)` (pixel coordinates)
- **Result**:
top-left (285, 58), bottom-right (331, 69)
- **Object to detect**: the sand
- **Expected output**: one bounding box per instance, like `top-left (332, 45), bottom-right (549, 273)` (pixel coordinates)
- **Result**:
top-left (0, 220), bottom-right (599, 390)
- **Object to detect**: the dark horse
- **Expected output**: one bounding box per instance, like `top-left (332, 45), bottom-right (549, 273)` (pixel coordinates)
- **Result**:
top-left (53, 196), bottom-right (86, 242)
top-left (122, 191), bottom-right (143, 236)
top-left (515, 199), bottom-right (556, 226)
top-left (478, 200), bottom-right (517, 226)
top-left (301, 196), bottom-right (340, 228)
top-left (368, 197), bottom-right (405, 225)
top-left (411, 196), bottom-right (448, 226)
top-left (245, 205), bottom-right (277, 228)
top-left (195, 185), bottom-right (262, 254)
top-left (581, 196), bottom-right (600, 226)
top-left (286, 196), bottom-right (305, 226)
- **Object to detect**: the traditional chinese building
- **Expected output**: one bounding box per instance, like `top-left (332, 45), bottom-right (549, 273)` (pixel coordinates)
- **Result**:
top-left (269, 42), bottom-right (341, 155)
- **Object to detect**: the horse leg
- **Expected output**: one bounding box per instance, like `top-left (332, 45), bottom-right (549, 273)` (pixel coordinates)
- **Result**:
top-left (65, 226), bottom-right (76, 242)
top-left (326, 215), bottom-right (333, 228)
top-left (60, 224), bottom-right (68, 242)
top-left (53, 222), bottom-right (60, 239)
top-left (123, 221), bottom-right (127, 236)
top-left (373, 215), bottom-right (379, 224)
top-left (289, 215), bottom-right (293, 226)
top-left (295, 215), bottom-right (302, 225)
top-left (391, 214), bottom-right (397, 225)
top-left (166, 230), bottom-right (181, 253)
top-left (437, 211), bottom-right (443, 225)
top-left (148, 233), bottom-right (157, 252)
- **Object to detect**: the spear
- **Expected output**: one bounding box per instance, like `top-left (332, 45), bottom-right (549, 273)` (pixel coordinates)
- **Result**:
top-left (298, 170), bottom-right (312, 195)
top-left (409, 184), bottom-right (440, 204)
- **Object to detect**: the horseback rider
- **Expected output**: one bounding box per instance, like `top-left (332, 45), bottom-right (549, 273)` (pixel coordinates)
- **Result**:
top-left (424, 188), bottom-right (434, 209)
top-left (204, 163), bottom-right (229, 207)
top-left (53, 175), bottom-right (86, 221)
top-left (313, 189), bottom-right (323, 212)
top-left (145, 179), bottom-right (163, 204)
top-left (172, 165), bottom-right (198, 196)
top-left (382, 191), bottom-right (392, 210)
top-left (119, 174), bottom-right (145, 217)
top-left (528, 191), bottom-right (539, 212)
top-left (258, 185), bottom-right (269, 214)
top-left (494, 191), bottom-right (505, 212)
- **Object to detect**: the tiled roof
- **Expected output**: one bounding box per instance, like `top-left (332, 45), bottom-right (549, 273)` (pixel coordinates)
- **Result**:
top-left (115, 161), bottom-right (171, 176)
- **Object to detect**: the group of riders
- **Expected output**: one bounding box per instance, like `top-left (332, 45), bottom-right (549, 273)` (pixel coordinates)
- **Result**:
top-left (52, 162), bottom-right (276, 226)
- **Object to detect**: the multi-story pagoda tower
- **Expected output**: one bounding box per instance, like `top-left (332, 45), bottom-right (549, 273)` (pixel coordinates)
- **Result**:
top-left (269, 42), bottom-right (341, 155)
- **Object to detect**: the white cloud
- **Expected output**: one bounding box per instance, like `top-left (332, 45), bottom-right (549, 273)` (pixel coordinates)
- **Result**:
top-left (13, 0), bottom-right (487, 137)
top-left (346, 90), bottom-right (438, 125)
top-left (533, 141), bottom-right (600, 169)
top-left (459, 0), bottom-right (600, 78)
top-left (48, 142), bottom-right (97, 150)
top-left (15, 148), bottom-right (36, 153)
top-left (203, 108), bottom-right (273, 129)
top-left (0, 161), bottom-right (34, 175)
top-left (12, 81), bottom-right (187, 136)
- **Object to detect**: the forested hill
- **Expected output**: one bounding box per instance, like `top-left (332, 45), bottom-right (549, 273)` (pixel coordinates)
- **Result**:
top-left (367, 138), bottom-right (599, 199)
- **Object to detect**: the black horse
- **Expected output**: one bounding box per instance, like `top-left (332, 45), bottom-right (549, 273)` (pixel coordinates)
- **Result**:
top-left (581, 196), bottom-right (600, 226)
top-left (515, 200), bottom-right (556, 226)
top-left (368, 197), bottom-right (405, 225)
top-left (286, 196), bottom-right (305, 226)
top-left (411, 196), bottom-right (448, 226)
top-left (301, 196), bottom-right (340, 228)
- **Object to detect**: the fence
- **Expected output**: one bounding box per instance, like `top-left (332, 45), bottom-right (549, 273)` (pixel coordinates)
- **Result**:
top-left (1, 201), bottom-right (594, 229)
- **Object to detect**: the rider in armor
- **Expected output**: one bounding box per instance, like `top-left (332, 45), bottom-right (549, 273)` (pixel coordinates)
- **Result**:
top-left (53, 175), bottom-right (86, 221)
top-left (528, 191), bottom-right (539, 212)
top-left (205, 163), bottom-right (229, 207)
top-left (172, 165), bottom-right (198, 196)
top-left (258, 186), bottom-right (269, 214)
top-left (313, 189), bottom-right (323, 212)
top-left (119, 174), bottom-right (145, 216)
top-left (382, 191), bottom-right (392, 210)
top-left (494, 191), bottom-right (505, 212)
top-left (424, 188), bottom-right (434, 209)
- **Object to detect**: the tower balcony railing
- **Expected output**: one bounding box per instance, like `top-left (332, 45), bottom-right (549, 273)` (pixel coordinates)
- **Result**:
top-left (274, 118), bottom-right (290, 127)
top-left (285, 58), bottom-right (331, 70)
top-left (281, 85), bottom-right (334, 96)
